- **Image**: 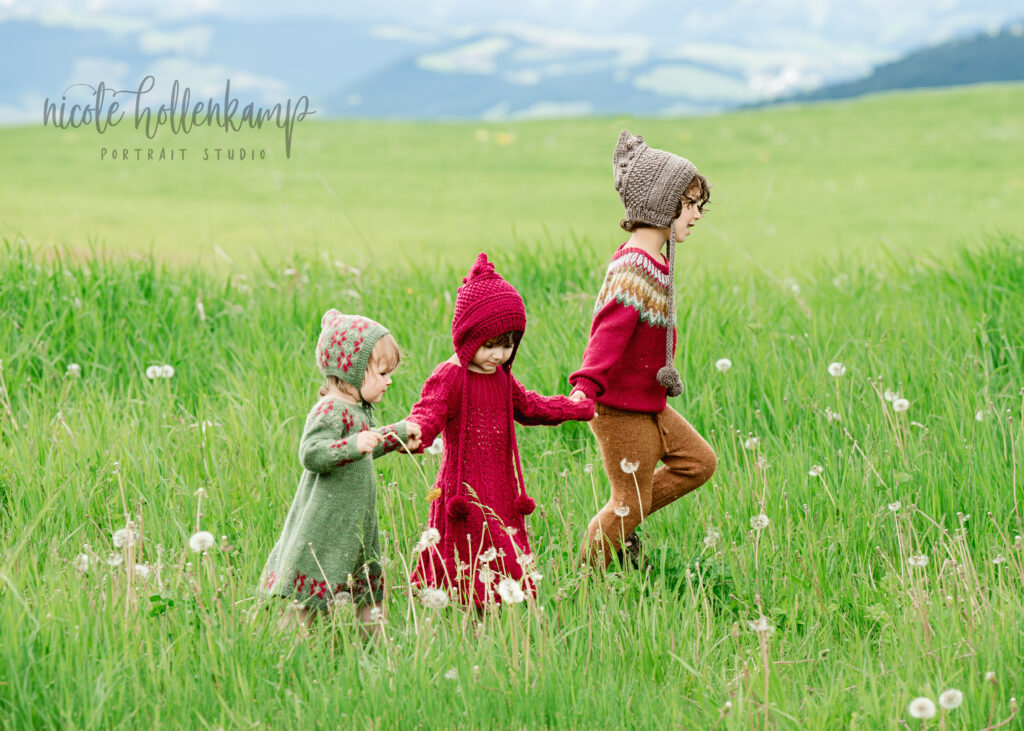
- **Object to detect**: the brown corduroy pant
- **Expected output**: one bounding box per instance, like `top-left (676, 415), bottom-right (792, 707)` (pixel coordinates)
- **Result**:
top-left (582, 403), bottom-right (717, 566)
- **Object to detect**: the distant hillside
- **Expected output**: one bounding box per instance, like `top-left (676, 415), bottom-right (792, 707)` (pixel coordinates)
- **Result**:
top-left (787, 23), bottom-right (1024, 102)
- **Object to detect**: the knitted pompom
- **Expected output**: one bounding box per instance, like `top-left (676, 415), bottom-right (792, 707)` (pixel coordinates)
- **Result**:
top-left (321, 308), bottom-right (342, 329)
top-left (513, 494), bottom-right (536, 516)
top-left (657, 366), bottom-right (684, 397)
top-left (447, 495), bottom-right (472, 522)
top-left (462, 252), bottom-right (496, 284)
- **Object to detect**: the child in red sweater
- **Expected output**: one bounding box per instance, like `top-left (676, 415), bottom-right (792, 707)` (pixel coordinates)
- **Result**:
top-left (569, 130), bottom-right (717, 567)
top-left (407, 253), bottom-right (594, 607)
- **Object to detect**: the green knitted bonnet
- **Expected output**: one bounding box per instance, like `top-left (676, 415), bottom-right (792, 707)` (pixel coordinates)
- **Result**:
top-left (315, 309), bottom-right (390, 388)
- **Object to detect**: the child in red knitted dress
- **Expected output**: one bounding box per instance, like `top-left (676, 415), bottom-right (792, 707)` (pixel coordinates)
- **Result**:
top-left (407, 253), bottom-right (594, 607)
top-left (569, 130), bottom-right (718, 567)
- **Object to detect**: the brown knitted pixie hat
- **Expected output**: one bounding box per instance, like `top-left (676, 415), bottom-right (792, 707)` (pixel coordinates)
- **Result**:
top-left (613, 130), bottom-right (697, 227)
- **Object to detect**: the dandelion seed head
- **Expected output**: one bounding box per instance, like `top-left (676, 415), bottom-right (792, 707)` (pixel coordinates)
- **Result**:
top-left (888, 501), bottom-right (901, 512)
top-left (827, 362), bottom-right (846, 377)
top-left (884, 389), bottom-right (899, 402)
top-left (478, 547), bottom-right (497, 563)
top-left (750, 513), bottom-right (770, 530)
top-left (613, 505), bottom-right (630, 517)
top-left (808, 465), bottom-right (823, 477)
top-left (907, 554), bottom-right (929, 567)
top-left (515, 553), bottom-right (535, 566)
top-left (112, 527), bottom-right (138, 549)
top-left (993, 554), bottom-right (1007, 565)
top-left (892, 397), bottom-right (910, 413)
top-left (106, 552), bottom-right (123, 567)
top-left (72, 553), bottom-right (90, 573)
top-left (418, 587), bottom-right (449, 610)
top-left (825, 407), bottom-right (842, 422)
top-left (496, 578), bottom-right (525, 604)
top-left (583, 463), bottom-right (594, 475)
top-left (145, 365), bottom-right (160, 380)
top-left (67, 363), bottom-right (82, 378)
top-left (425, 436), bottom-right (444, 455)
top-left (619, 458), bottom-right (639, 474)
top-left (444, 668), bottom-right (457, 680)
top-left (743, 436), bottom-right (760, 450)
top-left (747, 616), bottom-right (773, 634)
top-left (188, 530), bottom-right (215, 553)
top-left (421, 527), bottom-right (441, 548)
top-left (134, 564), bottom-right (151, 580)
top-left (368, 607), bottom-right (385, 623)
top-left (975, 410), bottom-right (985, 422)
top-left (985, 671), bottom-right (997, 685)
top-left (715, 358), bottom-right (732, 373)
top-left (938, 688), bottom-right (963, 710)
top-left (907, 696), bottom-right (936, 719)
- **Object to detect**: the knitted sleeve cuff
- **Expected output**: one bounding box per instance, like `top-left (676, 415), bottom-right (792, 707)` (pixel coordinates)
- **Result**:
top-left (372, 421), bottom-right (411, 458)
top-left (569, 377), bottom-right (600, 399)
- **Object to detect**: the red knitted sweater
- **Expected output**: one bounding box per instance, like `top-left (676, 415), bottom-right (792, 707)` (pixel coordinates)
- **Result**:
top-left (570, 244), bottom-right (677, 414)
top-left (409, 361), bottom-right (593, 606)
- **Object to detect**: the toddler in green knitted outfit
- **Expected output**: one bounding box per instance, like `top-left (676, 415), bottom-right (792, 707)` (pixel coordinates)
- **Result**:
top-left (258, 309), bottom-right (421, 634)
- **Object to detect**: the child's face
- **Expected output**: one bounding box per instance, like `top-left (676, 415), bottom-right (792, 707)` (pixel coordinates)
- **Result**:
top-left (469, 342), bottom-right (514, 374)
top-left (673, 197), bottom-right (703, 241)
top-left (360, 359), bottom-right (394, 403)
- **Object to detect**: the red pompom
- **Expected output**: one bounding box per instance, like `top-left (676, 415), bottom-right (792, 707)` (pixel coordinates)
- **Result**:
top-left (514, 494), bottom-right (536, 516)
top-left (447, 495), bottom-right (472, 522)
top-left (463, 252), bottom-right (495, 284)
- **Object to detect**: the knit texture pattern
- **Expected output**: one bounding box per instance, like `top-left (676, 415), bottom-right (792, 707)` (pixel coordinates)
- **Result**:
top-left (316, 309), bottom-right (389, 388)
top-left (409, 362), bottom-right (593, 606)
top-left (258, 397), bottom-right (409, 608)
top-left (613, 129), bottom-right (697, 228)
top-left (451, 253), bottom-right (528, 367)
top-left (570, 244), bottom-right (678, 413)
top-left (592, 249), bottom-right (674, 328)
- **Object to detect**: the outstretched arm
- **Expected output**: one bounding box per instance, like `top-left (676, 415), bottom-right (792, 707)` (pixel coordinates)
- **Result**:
top-left (298, 405), bottom-right (367, 473)
top-left (405, 364), bottom-right (459, 451)
top-left (370, 421), bottom-right (414, 458)
top-left (512, 376), bottom-right (594, 426)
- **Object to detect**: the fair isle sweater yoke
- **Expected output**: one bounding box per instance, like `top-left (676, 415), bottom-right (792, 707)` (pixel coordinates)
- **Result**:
top-left (570, 244), bottom-right (677, 413)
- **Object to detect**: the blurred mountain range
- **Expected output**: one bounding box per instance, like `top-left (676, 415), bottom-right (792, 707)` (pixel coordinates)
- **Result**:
top-left (1, 10), bottom-right (1022, 123)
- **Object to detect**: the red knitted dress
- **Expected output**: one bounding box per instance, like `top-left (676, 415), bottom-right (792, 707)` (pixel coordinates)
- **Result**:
top-left (408, 253), bottom-right (594, 607)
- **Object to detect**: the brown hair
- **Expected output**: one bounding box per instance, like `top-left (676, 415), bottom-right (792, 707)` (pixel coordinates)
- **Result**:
top-left (319, 334), bottom-right (402, 397)
top-left (620, 173), bottom-right (711, 232)
top-left (482, 331), bottom-right (520, 348)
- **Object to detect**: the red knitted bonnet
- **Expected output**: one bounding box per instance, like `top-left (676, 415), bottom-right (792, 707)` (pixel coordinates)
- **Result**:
top-left (451, 252), bottom-right (527, 367)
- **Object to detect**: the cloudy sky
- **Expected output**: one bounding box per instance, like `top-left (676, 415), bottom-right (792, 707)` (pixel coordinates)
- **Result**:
top-left (3, 0), bottom-right (1020, 47)
top-left (1, 0), bottom-right (1020, 122)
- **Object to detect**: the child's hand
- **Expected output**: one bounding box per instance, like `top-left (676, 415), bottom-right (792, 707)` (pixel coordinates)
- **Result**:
top-left (569, 389), bottom-right (588, 402)
top-left (406, 421), bottom-right (422, 442)
top-left (406, 434), bottom-right (422, 451)
top-left (357, 430), bottom-right (386, 453)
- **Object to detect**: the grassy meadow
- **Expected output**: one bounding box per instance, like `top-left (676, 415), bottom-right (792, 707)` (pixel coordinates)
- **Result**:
top-left (1, 232), bottom-right (1023, 728)
top-left (0, 83), bottom-right (1022, 269)
top-left (2, 84), bottom-right (1024, 728)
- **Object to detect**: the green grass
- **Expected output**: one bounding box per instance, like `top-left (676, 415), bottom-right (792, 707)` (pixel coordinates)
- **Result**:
top-left (2, 83), bottom-right (1023, 270)
top-left (1, 233), bottom-right (1023, 728)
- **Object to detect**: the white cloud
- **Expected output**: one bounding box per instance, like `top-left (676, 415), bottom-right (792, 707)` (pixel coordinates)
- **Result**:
top-left (139, 25), bottom-right (212, 56)
top-left (140, 58), bottom-right (289, 103)
top-left (370, 24), bottom-right (442, 44)
top-left (417, 36), bottom-right (512, 74)
top-left (633, 65), bottom-right (757, 101)
top-left (67, 57), bottom-right (133, 90)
